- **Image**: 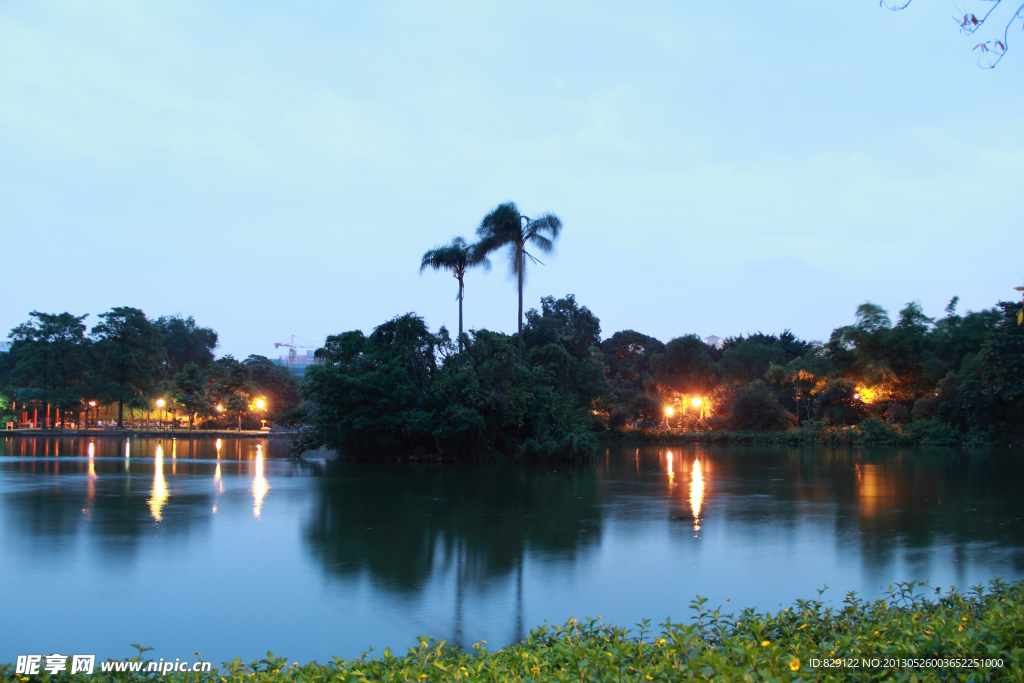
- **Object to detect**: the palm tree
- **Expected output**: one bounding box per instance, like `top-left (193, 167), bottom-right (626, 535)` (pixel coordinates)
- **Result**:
top-left (420, 237), bottom-right (490, 353)
top-left (474, 202), bottom-right (562, 364)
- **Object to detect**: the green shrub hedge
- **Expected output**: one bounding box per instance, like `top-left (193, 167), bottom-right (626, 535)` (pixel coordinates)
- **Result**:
top-left (5, 579), bottom-right (1021, 682)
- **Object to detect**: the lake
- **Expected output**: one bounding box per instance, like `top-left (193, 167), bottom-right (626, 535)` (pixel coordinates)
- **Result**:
top-left (1, 436), bottom-right (1021, 666)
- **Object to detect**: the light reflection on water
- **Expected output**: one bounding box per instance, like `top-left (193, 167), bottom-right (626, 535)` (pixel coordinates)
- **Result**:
top-left (148, 443), bottom-right (168, 522)
top-left (690, 458), bottom-right (704, 533)
top-left (0, 437), bottom-right (1022, 666)
top-left (252, 444), bottom-right (269, 519)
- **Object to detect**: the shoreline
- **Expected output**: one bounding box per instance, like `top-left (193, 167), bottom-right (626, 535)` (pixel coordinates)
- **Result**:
top-left (1, 429), bottom-right (298, 439)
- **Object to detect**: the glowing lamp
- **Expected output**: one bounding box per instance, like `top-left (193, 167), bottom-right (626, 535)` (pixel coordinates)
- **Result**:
top-left (216, 405), bottom-right (223, 413)
top-left (853, 393), bottom-right (860, 401)
top-left (691, 398), bottom-right (702, 408)
top-left (664, 407), bottom-right (674, 416)
top-left (156, 399), bottom-right (165, 408)
top-left (255, 399), bottom-right (265, 409)
top-left (89, 401), bottom-right (96, 407)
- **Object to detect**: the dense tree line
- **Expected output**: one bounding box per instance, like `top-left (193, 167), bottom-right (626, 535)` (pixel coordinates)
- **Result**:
top-left (0, 307), bottom-right (300, 430)
top-left (298, 291), bottom-right (1024, 458)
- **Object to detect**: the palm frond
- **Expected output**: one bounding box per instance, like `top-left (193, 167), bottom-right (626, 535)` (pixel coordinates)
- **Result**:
top-left (528, 234), bottom-right (554, 253)
top-left (420, 237), bottom-right (470, 273)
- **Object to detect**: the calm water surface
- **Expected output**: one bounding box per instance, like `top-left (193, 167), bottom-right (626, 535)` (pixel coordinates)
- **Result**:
top-left (1, 436), bottom-right (1022, 665)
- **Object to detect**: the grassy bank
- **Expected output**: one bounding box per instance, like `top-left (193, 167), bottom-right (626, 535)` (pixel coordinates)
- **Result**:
top-left (613, 417), bottom-right (983, 447)
top-left (5, 579), bottom-right (1021, 682)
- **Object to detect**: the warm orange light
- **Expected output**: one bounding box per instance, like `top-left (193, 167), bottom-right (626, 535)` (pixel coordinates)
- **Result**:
top-left (88, 401), bottom-right (96, 407)
top-left (216, 405), bottom-right (223, 413)
top-left (664, 407), bottom-right (674, 416)
top-left (255, 399), bottom-right (266, 410)
top-left (691, 398), bottom-right (702, 408)
top-left (156, 399), bottom-right (165, 408)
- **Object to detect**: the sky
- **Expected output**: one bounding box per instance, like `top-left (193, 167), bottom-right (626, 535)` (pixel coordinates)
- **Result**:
top-left (2, 1), bottom-right (1022, 359)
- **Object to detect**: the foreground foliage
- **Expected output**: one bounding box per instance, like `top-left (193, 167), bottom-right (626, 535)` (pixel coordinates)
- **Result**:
top-left (5, 579), bottom-right (1021, 682)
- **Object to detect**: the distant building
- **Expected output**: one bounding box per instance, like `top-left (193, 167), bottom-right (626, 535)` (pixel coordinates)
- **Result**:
top-left (273, 349), bottom-right (318, 376)
top-left (704, 335), bottom-right (724, 349)
top-left (0, 341), bottom-right (10, 353)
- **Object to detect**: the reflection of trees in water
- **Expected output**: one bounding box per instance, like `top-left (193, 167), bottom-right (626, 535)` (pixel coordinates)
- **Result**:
top-left (645, 446), bottom-right (1024, 576)
top-left (0, 437), bottom-right (219, 562)
top-left (304, 460), bottom-right (604, 631)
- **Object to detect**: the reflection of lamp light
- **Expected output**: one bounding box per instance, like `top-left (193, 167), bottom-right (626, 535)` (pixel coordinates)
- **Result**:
top-left (691, 398), bottom-right (702, 408)
top-left (252, 444), bottom-right (269, 519)
top-left (149, 444), bottom-right (168, 522)
top-left (690, 459), bottom-right (704, 533)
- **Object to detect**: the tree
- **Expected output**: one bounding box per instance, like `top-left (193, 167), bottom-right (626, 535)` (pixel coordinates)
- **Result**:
top-left (729, 380), bottom-right (797, 432)
top-left (243, 354), bottom-right (301, 421)
top-left (172, 362), bottom-right (210, 431)
top-left (719, 335), bottom-right (788, 384)
top-left (522, 295), bottom-right (601, 361)
top-left (474, 202), bottom-right (563, 364)
top-left (91, 307), bottom-right (165, 428)
top-left (420, 237), bottom-right (490, 353)
top-left (883, 0), bottom-right (1024, 68)
top-left (210, 356), bottom-right (254, 431)
top-left (154, 315), bottom-right (218, 375)
top-left (648, 335), bottom-right (719, 397)
top-left (5, 311), bottom-right (91, 426)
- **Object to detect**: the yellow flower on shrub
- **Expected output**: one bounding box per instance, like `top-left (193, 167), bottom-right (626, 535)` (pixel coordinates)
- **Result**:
top-left (761, 641), bottom-right (770, 647)
top-left (790, 659), bottom-right (800, 671)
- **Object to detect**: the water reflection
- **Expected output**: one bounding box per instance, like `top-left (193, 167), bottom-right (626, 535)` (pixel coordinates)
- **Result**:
top-left (690, 458), bottom-right (704, 533)
top-left (149, 443), bottom-right (168, 522)
top-left (252, 445), bottom-right (269, 519)
top-left (2, 438), bottom-right (1024, 664)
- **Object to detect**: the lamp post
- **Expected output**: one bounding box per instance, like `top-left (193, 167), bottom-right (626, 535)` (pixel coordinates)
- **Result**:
top-left (156, 399), bottom-right (166, 431)
top-left (255, 398), bottom-right (267, 430)
top-left (88, 400), bottom-right (96, 429)
top-left (664, 406), bottom-right (674, 430)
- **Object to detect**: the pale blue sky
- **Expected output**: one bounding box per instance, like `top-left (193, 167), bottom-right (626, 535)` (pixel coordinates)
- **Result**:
top-left (2, 1), bottom-right (1021, 358)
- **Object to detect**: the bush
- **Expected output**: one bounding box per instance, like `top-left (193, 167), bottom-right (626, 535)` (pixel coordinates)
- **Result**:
top-left (729, 380), bottom-right (796, 431)
top-left (15, 579), bottom-right (1020, 681)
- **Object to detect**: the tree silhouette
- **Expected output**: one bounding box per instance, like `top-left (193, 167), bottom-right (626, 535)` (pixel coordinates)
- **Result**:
top-left (474, 202), bottom-right (562, 364)
top-left (420, 237), bottom-right (490, 353)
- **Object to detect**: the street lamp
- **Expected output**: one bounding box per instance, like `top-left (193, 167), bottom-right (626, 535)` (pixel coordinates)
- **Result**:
top-left (156, 399), bottom-right (166, 430)
top-left (255, 398), bottom-right (267, 430)
top-left (88, 400), bottom-right (96, 429)
top-left (691, 398), bottom-right (702, 408)
top-left (664, 406), bottom-right (674, 429)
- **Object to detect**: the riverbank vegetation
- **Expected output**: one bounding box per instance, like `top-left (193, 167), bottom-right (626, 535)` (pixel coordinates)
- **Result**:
top-left (5, 578), bottom-right (1019, 681)
top-left (0, 310), bottom-right (300, 431)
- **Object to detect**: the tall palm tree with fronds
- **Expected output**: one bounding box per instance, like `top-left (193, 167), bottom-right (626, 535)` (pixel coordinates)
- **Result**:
top-left (474, 202), bottom-right (563, 364)
top-left (420, 237), bottom-right (490, 353)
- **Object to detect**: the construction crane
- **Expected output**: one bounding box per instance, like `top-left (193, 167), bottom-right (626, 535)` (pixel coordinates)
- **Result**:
top-left (274, 335), bottom-right (319, 373)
